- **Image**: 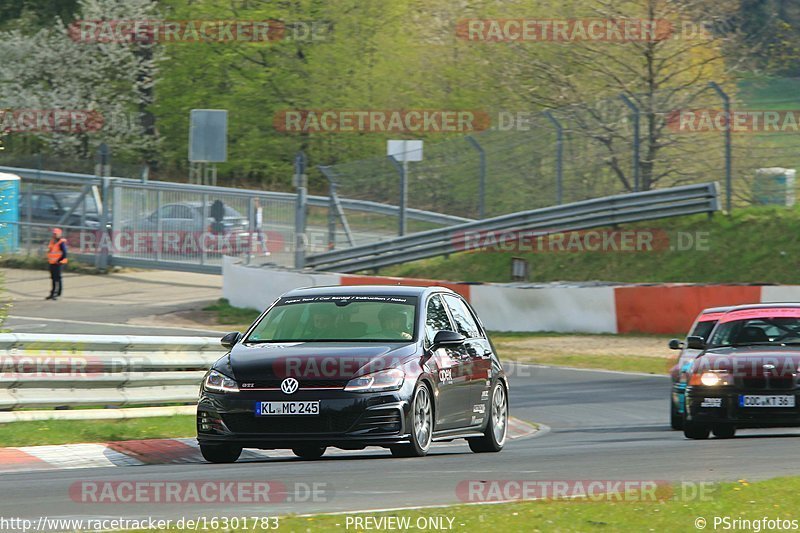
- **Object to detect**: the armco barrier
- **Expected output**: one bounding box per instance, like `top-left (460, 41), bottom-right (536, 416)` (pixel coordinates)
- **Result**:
top-left (305, 182), bottom-right (721, 272)
top-left (0, 334), bottom-right (221, 412)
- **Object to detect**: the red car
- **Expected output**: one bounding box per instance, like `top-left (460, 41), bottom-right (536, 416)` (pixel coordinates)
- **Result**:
top-left (667, 306), bottom-right (733, 430)
top-left (683, 303), bottom-right (800, 439)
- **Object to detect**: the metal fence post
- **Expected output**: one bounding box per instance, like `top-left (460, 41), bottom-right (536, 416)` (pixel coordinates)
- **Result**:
top-left (294, 152), bottom-right (307, 269)
top-left (465, 136), bottom-right (487, 218)
top-left (95, 177), bottom-right (111, 270)
top-left (619, 94), bottom-right (640, 192)
top-left (387, 155), bottom-right (406, 236)
top-left (327, 180), bottom-right (337, 250)
top-left (709, 81), bottom-right (732, 213)
top-left (543, 111), bottom-right (564, 204)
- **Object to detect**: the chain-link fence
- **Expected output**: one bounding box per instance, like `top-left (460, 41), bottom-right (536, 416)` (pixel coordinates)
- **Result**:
top-left (321, 81), bottom-right (800, 221)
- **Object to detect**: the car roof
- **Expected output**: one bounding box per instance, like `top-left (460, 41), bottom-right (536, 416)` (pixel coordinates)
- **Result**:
top-left (701, 305), bottom-right (736, 314)
top-left (281, 285), bottom-right (457, 298)
top-left (723, 302), bottom-right (800, 311)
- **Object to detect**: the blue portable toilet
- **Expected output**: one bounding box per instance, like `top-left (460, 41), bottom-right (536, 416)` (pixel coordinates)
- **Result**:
top-left (0, 173), bottom-right (20, 253)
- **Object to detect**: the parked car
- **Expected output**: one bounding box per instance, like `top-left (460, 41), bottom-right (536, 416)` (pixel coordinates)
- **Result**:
top-left (19, 190), bottom-right (101, 229)
top-left (197, 285), bottom-right (509, 463)
top-left (123, 201), bottom-right (254, 255)
top-left (683, 303), bottom-right (800, 439)
top-left (668, 306), bottom-right (733, 430)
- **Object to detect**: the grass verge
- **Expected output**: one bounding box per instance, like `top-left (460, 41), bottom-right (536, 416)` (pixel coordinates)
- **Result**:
top-left (497, 352), bottom-right (670, 375)
top-left (381, 206), bottom-right (800, 284)
top-left (130, 477), bottom-right (795, 532)
top-left (202, 298), bottom-right (261, 327)
top-left (0, 415), bottom-right (195, 447)
top-left (0, 253), bottom-right (112, 275)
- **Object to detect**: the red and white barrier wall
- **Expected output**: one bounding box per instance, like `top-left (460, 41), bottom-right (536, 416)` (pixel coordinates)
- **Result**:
top-left (223, 258), bottom-right (777, 334)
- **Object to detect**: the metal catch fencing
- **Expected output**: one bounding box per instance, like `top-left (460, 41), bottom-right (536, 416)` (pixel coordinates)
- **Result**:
top-left (306, 182), bottom-right (721, 273)
top-left (1, 166), bottom-right (470, 273)
top-left (0, 334), bottom-right (220, 413)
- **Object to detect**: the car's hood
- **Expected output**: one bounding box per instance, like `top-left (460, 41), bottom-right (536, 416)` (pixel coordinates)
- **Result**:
top-left (695, 345), bottom-right (800, 378)
top-left (215, 342), bottom-right (418, 383)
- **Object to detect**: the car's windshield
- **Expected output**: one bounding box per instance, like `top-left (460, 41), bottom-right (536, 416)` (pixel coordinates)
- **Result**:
top-left (245, 295), bottom-right (418, 343)
top-left (708, 315), bottom-right (800, 347)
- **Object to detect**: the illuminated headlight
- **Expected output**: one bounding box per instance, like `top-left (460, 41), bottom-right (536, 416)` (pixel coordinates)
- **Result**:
top-left (204, 370), bottom-right (239, 393)
top-left (344, 368), bottom-right (405, 393)
top-left (690, 371), bottom-right (731, 387)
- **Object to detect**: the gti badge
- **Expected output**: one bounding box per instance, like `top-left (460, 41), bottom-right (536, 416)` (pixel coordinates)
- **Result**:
top-left (281, 377), bottom-right (299, 395)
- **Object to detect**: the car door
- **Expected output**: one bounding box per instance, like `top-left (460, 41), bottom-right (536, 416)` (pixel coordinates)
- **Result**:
top-left (442, 294), bottom-right (493, 427)
top-left (424, 294), bottom-right (472, 430)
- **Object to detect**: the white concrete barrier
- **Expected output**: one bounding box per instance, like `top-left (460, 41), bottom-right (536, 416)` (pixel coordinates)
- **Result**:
top-left (470, 285), bottom-right (617, 333)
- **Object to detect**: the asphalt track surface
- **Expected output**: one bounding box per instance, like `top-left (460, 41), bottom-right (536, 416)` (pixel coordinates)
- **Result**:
top-left (2, 363), bottom-right (800, 523)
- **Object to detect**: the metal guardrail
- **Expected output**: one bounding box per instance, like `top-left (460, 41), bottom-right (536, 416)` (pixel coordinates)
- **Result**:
top-left (0, 334), bottom-right (221, 411)
top-left (0, 166), bottom-right (471, 227)
top-left (306, 182), bottom-right (721, 272)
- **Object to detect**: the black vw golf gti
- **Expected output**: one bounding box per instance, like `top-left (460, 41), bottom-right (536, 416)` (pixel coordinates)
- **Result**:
top-left (197, 285), bottom-right (509, 462)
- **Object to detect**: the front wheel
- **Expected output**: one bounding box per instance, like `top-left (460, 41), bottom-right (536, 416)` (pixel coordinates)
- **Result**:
top-left (683, 422), bottom-right (710, 440)
top-left (391, 383), bottom-right (433, 458)
top-left (292, 446), bottom-right (326, 460)
top-left (200, 443), bottom-right (242, 463)
top-left (670, 399), bottom-right (683, 430)
top-left (468, 381), bottom-right (508, 453)
top-left (712, 425), bottom-right (736, 439)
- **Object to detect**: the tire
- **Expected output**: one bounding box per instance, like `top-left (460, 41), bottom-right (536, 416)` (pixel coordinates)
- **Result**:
top-left (292, 446), bottom-right (327, 460)
top-left (712, 425), bottom-right (736, 439)
top-left (390, 383), bottom-right (433, 458)
top-left (468, 381), bottom-right (508, 453)
top-left (200, 443), bottom-right (242, 463)
top-left (670, 402), bottom-right (683, 430)
top-left (683, 423), bottom-right (710, 440)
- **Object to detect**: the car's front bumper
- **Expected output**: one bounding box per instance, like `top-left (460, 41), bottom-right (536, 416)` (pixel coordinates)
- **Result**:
top-left (197, 388), bottom-right (411, 448)
top-left (685, 386), bottom-right (800, 428)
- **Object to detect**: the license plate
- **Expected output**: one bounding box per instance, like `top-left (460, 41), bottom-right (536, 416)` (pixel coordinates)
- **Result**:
top-left (255, 401), bottom-right (320, 416)
top-left (739, 395), bottom-right (795, 408)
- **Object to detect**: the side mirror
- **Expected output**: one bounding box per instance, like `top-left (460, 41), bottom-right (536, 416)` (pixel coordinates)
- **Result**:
top-left (686, 336), bottom-right (706, 350)
top-left (431, 330), bottom-right (465, 351)
top-left (668, 338), bottom-right (684, 350)
top-left (221, 331), bottom-right (242, 350)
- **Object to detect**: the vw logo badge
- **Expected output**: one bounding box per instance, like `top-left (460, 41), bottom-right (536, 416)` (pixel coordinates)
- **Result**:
top-left (281, 377), bottom-right (299, 395)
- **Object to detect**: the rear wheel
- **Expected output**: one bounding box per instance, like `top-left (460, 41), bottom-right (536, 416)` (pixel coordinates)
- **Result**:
top-left (712, 425), bottom-right (736, 439)
top-left (683, 422), bottom-right (710, 440)
top-left (469, 381), bottom-right (508, 453)
top-left (391, 383), bottom-right (433, 458)
top-left (292, 446), bottom-right (326, 460)
top-left (200, 443), bottom-right (242, 463)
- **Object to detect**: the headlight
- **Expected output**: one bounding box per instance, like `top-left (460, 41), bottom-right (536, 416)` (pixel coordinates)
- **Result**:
top-left (204, 370), bottom-right (239, 393)
top-left (344, 368), bottom-right (405, 393)
top-left (690, 371), bottom-right (731, 386)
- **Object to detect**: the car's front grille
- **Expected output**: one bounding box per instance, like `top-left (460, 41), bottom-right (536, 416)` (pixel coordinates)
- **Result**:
top-left (222, 412), bottom-right (359, 434)
top-left (739, 377), bottom-right (796, 391)
top-left (245, 379), bottom-right (348, 389)
top-left (352, 409), bottom-right (402, 435)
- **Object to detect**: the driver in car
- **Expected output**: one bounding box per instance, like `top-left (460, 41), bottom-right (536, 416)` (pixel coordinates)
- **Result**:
top-left (307, 307), bottom-right (337, 339)
top-left (377, 307), bottom-right (413, 340)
